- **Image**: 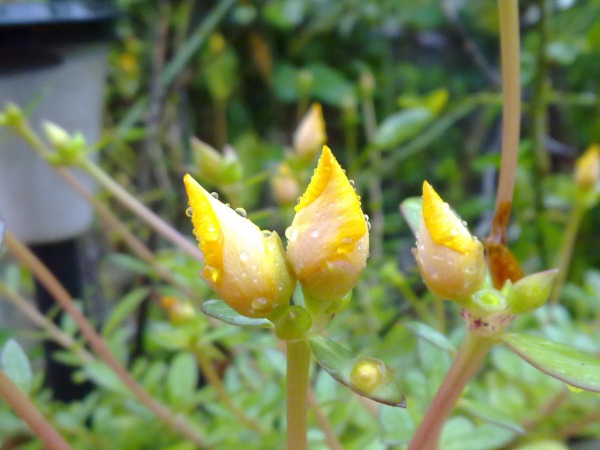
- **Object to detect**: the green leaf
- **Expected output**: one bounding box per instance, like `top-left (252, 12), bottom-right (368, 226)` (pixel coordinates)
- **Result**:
top-left (200, 299), bottom-right (273, 328)
top-left (373, 108), bottom-right (432, 150)
top-left (399, 197), bottom-right (422, 236)
top-left (1, 339), bottom-right (33, 394)
top-left (309, 334), bottom-right (405, 407)
top-left (459, 399), bottom-right (525, 434)
top-left (102, 287), bottom-right (150, 338)
top-left (403, 321), bottom-right (456, 353)
top-left (167, 352), bottom-right (198, 407)
top-left (307, 63), bottom-right (355, 107)
top-left (500, 333), bottom-right (600, 392)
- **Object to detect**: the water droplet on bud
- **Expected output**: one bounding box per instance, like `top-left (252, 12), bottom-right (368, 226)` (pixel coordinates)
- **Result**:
top-left (211, 192), bottom-right (219, 199)
top-left (251, 297), bottom-right (270, 312)
top-left (350, 357), bottom-right (387, 394)
top-left (235, 207), bottom-right (247, 218)
top-left (240, 251), bottom-right (249, 262)
top-left (185, 207), bottom-right (193, 217)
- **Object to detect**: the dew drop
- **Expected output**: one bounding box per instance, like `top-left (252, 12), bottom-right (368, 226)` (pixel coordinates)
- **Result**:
top-left (309, 229), bottom-right (320, 239)
top-left (285, 227), bottom-right (298, 241)
top-left (350, 357), bottom-right (387, 394)
top-left (366, 221), bottom-right (372, 231)
top-left (349, 179), bottom-right (355, 186)
top-left (240, 251), bottom-right (249, 262)
top-left (262, 230), bottom-right (272, 238)
top-left (235, 207), bottom-right (247, 218)
top-left (461, 220), bottom-right (468, 227)
top-left (185, 207), bottom-right (193, 217)
top-left (210, 192), bottom-right (219, 199)
top-left (225, 203), bottom-right (230, 208)
top-left (251, 297), bottom-right (270, 312)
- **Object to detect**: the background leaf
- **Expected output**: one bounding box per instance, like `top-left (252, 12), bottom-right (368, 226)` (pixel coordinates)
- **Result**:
top-left (1, 339), bottom-right (33, 394)
top-left (500, 333), bottom-right (600, 393)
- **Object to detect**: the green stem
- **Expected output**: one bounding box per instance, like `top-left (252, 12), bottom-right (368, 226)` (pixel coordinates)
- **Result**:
top-left (7, 115), bottom-right (203, 263)
top-left (530, 0), bottom-right (551, 267)
top-left (407, 333), bottom-right (494, 450)
top-left (549, 203), bottom-right (586, 305)
top-left (79, 159), bottom-right (203, 261)
top-left (490, 0), bottom-right (521, 244)
top-left (0, 370), bottom-right (71, 450)
top-left (362, 94), bottom-right (384, 261)
top-left (286, 339), bottom-right (311, 450)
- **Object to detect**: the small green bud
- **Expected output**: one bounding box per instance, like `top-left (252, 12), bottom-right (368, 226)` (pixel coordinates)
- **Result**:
top-left (471, 288), bottom-right (507, 313)
top-left (43, 121), bottom-right (70, 149)
top-left (272, 305), bottom-right (312, 341)
top-left (507, 269), bottom-right (558, 314)
top-left (3, 102), bottom-right (25, 127)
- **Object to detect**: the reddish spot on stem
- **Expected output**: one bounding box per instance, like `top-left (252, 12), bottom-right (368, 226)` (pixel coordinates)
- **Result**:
top-left (485, 200), bottom-right (522, 289)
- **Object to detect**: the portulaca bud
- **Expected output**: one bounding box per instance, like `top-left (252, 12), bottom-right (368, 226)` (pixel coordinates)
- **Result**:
top-left (415, 181), bottom-right (486, 302)
top-left (286, 146), bottom-right (369, 302)
top-left (184, 174), bottom-right (295, 318)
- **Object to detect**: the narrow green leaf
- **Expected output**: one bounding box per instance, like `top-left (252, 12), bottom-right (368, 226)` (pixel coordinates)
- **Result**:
top-left (1, 339), bottom-right (33, 394)
top-left (399, 197), bottom-right (422, 236)
top-left (102, 287), bottom-right (150, 338)
top-left (403, 321), bottom-right (456, 353)
top-left (500, 333), bottom-right (600, 392)
top-left (309, 334), bottom-right (405, 407)
top-left (167, 352), bottom-right (198, 406)
top-left (459, 399), bottom-right (525, 434)
top-left (201, 299), bottom-right (273, 328)
top-left (373, 108), bottom-right (432, 150)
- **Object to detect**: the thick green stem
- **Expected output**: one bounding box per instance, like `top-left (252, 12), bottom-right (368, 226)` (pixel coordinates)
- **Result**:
top-left (490, 0), bottom-right (521, 244)
top-left (0, 370), bottom-right (71, 450)
top-left (286, 339), bottom-right (311, 450)
top-left (407, 333), bottom-right (494, 450)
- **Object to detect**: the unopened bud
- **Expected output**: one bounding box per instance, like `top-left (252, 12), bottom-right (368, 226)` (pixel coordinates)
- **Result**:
top-left (574, 145), bottom-right (600, 191)
top-left (271, 163), bottom-right (300, 206)
top-left (506, 269), bottom-right (558, 314)
top-left (293, 103), bottom-right (326, 161)
top-left (160, 297), bottom-right (196, 325)
top-left (414, 182), bottom-right (486, 302)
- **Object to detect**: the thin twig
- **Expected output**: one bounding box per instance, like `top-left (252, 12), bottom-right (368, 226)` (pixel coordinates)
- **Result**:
top-left (4, 232), bottom-right (206, 447)
top-left (0, 370), bottom-right (71, 450)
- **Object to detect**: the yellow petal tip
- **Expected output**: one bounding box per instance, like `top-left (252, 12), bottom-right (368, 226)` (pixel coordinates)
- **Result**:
top-left (422, 181), bottom-right (474, 254)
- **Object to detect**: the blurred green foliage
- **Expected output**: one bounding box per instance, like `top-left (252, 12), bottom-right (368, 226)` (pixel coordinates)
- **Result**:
top-left (2, 0), bottom-right (600, 448)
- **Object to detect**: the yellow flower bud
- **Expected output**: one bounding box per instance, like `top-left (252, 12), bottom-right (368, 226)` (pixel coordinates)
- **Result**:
top-left (271, 162), bottom-right (300, 206)
top-left (415, 181), bottom-right (485, 301)
top-left (293, 103), bottom-right (327, 161)
top-left (160, 296), bottom-right (196, 325)
top-left (184, 174), bottom-right (295, 318)
top-left (574, 144), bottom-right (600, 191)
top-left (286, 146), bottom-right (369, 301)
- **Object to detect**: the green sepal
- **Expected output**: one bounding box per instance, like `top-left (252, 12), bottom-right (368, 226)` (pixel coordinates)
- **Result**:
top-left (309, 334), bottom-right (406, 407)
top-left (399, 197), bottom-right (422, 237)
top-left (201, 299), bottom-right (273, 328)
top-left (500, 332), bottom-right (600, 392)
